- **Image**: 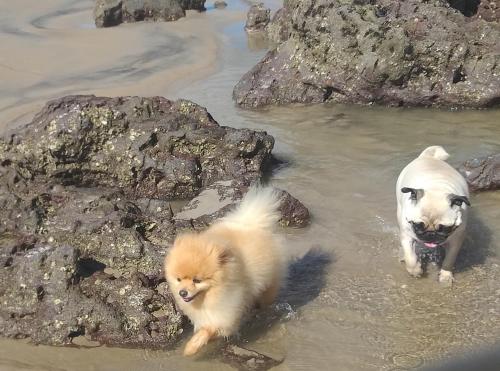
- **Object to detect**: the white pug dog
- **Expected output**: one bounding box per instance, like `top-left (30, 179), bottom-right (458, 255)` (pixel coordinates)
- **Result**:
top-left (396, 146), bottom-right (470, 284)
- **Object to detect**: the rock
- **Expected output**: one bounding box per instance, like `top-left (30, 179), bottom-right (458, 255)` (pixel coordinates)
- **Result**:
top-left (94, 0), bottom-right (123, 28)
top-left (94, 0), bottom-right (206, 28)
top-left (177, 0), bottom-right (206, 11)
top-left (245, 3), bottom-right (271, 32)
top-left (221, 344), bottom-right (283, 370)
top-left (449, 0), bottom-right (499, 21)
top-left (459, 153), bottom-right (500, 192)
top-left (214, 0), bottom-right (227, 9)
top-left (121, 0), bottom-right (185, 23)
top-left (277, 189), bottom-right (310, 228)
top-left (266, 6), bottom-right (292, 45)
top-left (234, 0), bottom-right (500, 109)
top-left (173, 180), bottom-right (310, 231)
top-left (0, 95), bottom-right (306, 348)
top-left (474, 0), bottom-right (500, 22)
top-left (2, 95), bottom-right (273, 200)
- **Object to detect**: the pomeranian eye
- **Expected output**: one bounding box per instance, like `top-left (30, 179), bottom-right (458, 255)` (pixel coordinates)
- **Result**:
top-left (176, 278), bottom-right (181, 282)
top-left (193, 278), bottom-right (202, 284)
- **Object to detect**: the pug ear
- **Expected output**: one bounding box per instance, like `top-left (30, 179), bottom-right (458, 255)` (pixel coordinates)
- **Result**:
top-left (401, 187), bottom-right (424, 202)
top-left (449, 194), bottom-right (471, 208)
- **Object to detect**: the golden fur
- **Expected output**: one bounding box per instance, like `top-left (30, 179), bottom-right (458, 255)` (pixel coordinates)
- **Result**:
top-left (164, 187), bottom-right (285, 356)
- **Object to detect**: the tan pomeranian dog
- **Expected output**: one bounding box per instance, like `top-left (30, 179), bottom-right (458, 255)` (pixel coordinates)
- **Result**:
top-left (164, 186), bottom-right (286, 356)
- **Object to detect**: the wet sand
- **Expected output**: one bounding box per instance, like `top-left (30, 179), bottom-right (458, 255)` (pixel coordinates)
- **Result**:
top-left (0, 0), bottom-right (247, 133)
top-left (1, 0), bottom-right (500, 370)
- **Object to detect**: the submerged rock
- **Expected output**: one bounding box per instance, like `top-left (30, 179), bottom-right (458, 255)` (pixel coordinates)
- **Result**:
top-left (94, 0), bottom-right (206, 28)
top-left (221, 344), bottom-right (283, 370)
top-left (213, 0), bottom-right (227, 9)
top-left (459, 153), bottom-right (500, 192)
top-left (245, 3), bottom-right (271, 32)
top-left (234, 0), bottom-right (500, 109)
top-left (0, 95), bottom-right (307, 348)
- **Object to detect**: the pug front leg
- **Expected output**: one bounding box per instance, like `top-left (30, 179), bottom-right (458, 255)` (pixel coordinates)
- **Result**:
top-left (439, 232), bottom-right (464, 285)
top-left (401, 233), bottom-right (422, 277)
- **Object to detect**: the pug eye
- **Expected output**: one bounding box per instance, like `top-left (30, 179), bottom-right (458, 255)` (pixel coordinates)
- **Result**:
top-left (411, 221), bottom-right (426, 231)
top-left (438, 224), bottom-right (453, 234)
top-left (193, 278), bottom-right (202, 284)
top-left (176, 278), bottom-right (181, 282)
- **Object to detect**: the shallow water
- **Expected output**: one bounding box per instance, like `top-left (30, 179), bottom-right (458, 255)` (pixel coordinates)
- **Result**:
top-left (1, 1), bottom-right (500, 370)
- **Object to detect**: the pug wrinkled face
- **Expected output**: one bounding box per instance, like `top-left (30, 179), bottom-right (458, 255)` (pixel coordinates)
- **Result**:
top-left (401, 187), bottom-right (470, 248)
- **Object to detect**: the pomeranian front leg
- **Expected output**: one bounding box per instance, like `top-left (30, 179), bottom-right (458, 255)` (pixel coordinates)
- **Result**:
top-left (183, 327), bottom-right (217, 356)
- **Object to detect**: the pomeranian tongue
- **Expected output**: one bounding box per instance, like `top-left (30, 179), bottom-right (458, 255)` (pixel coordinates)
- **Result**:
top-left (424, 242), bottom-right (438, 248)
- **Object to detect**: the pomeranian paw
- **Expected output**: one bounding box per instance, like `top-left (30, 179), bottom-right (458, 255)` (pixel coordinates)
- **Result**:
top-left (183, 341), bottom-right (202, 356)
top-left (183, 328), bottom-right (214, 356)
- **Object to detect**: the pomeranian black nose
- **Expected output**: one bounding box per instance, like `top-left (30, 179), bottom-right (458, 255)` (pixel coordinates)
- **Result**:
top-left (179, 289), bottom-right (188, 298)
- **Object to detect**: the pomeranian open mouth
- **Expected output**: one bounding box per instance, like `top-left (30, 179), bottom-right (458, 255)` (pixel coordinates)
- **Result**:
top-left (164, 186), bottom-right (286, 356)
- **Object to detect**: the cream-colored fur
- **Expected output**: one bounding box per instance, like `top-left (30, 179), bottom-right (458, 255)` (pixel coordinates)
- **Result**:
top-left (164, 186), bottom-right (285, 355)
top-left (396, 146), bottom-right (470, 283)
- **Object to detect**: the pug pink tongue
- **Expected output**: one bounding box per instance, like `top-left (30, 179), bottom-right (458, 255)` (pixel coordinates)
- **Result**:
top-left (424, 242), bottom-right (438, 248)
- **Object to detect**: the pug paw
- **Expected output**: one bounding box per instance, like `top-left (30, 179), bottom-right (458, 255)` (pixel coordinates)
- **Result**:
top-left (438, 270), bottom-right (454, 286)
top-left (406, 263), bottom-right (423, 278)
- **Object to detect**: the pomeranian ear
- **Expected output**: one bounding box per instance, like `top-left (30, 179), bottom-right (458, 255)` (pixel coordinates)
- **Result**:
top-left (218, 247), bottom-right (233, 265)
top-left (209, 242), bottom-right (233, 265)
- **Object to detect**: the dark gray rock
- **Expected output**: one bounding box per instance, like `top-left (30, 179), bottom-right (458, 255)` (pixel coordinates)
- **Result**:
top-left (178, 0), bottom-right (206, 11)
top-left (277, 189), bottom-right (310, 228)
top-left (459, 153), bottom-right (500, 192)
top-left (0, 95), bottom-right (307, 348)
top-left (2, 95), bottom-right (273, 200)
top-left (94, 0), bottom-right (123, 28)
top-left (221, 344), bottom-right (283, 370)
top-left (234, 0), bottom-right (500, 109)
top-left (266, 6), bottom-right (292, 45)
top-left (245, 3), bottom-right (271, 32)
top-left (448, 0), bottom-right (499, 20)
top-left (474, 0), bottom-right (499, 22)
top-left (121, 0), bottom-right (185, 23)
top-left (94, 0), bottom-right (206, 28)
top-left (214, 0), bottom-right (227, 9)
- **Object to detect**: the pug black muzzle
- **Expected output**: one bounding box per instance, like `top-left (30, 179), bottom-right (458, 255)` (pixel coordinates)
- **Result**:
top-left (410, 221), bottom-right (456, 248)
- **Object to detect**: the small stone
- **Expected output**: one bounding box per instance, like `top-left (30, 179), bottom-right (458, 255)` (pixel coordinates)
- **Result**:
top-left (214, 0), bottom-right (227, 9)
top-left (245, 3), bottom-right (271, 32)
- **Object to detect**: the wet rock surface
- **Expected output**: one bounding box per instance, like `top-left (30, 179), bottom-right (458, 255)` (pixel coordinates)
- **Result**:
top-left (265, 6), bottom-right (292, 45)
top-left (459, 153), bottom-right (500, 192)
top-left (234, 0), bottom-right (500, 108)
top-left (173, 180), bottom-right (310, 231)
top-left (245, 3), bottom-right (271, 32)
top-left (0, 95), bottom-right (308, 347)
top-left (94, 0), bottom-right (206, 28)
top-left (474, 0), bottom-right (499, 22)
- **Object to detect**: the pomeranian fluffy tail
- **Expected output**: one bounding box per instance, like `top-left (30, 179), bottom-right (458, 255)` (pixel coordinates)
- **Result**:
top-left (222, 186), bottom-right (281, 230)
top-left (418, 145), bottom-right (450, 161)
